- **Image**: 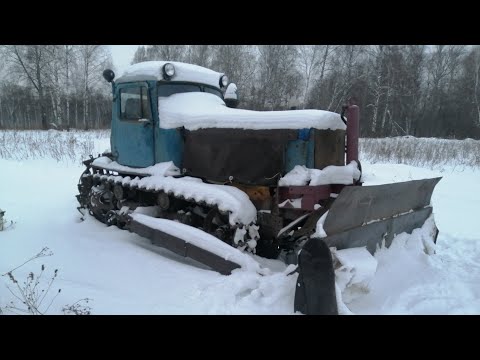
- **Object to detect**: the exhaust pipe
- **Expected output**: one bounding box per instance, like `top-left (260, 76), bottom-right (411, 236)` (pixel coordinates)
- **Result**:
top-left (346, 103), bottom-right (359, 165)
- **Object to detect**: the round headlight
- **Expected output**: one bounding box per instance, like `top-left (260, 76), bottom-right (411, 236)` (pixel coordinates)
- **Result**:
top-left (163, 63), bottom-right (175, 79)
top-left (220, 75), bottom-right (228, 88)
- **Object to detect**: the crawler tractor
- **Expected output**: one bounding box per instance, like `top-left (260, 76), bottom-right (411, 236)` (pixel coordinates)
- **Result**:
top-left (77, 61), bottom-right (441, 314)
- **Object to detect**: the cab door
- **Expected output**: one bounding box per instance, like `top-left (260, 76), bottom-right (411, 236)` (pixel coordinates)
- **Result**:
top-left (111, 82), bottom-right (155, 167)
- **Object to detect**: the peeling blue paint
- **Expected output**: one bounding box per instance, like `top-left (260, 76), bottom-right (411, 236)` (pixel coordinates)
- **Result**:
top-left (285, 129), bottom-right (314, 172)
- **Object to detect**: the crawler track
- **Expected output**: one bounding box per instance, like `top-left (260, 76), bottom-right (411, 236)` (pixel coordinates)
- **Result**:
top-left (77, 157), bottom-right (259, 251)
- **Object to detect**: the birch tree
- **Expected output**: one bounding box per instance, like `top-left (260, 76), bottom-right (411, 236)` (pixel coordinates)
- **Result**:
top-left (77, 45), bottom-right (110, 130)
top-left (296, 45), bottom-right (334, 108)
top-left (1, 45), bottom-right (49, 129)
top-left (146, 45), bottom-right (187, 61)
top-left (256, 45), bottom-right (301, 110)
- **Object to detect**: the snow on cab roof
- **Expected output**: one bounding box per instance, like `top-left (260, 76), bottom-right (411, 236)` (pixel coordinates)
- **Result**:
top-left (158, 92), bottom-right (346, 131)
top-left (116, 61), bottom-right (224, 89)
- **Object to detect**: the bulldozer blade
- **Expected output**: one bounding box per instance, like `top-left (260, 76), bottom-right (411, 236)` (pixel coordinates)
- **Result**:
top-left (294, 238), bottom-right (338, 315)
top-left (324, 177), bottom-right (441, 235)
top-left (323, 206), bottom-right (436, 254)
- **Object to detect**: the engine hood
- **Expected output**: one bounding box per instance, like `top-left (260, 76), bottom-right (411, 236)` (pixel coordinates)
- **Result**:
top-left (158, 92), bottom-right (346, 131)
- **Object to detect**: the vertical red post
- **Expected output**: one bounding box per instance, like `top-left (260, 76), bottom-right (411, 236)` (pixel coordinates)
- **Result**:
top-left (346, 104), bottom-right (359, 164)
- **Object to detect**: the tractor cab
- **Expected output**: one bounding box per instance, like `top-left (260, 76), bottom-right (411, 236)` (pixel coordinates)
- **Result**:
top-left (103, 61), bottom-right (230, 168)
top-left (103, 61), bottom-right (347, 187)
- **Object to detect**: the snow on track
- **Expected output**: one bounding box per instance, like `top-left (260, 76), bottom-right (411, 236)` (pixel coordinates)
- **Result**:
top-left (93, 171), bottom-right (257, 226)
top-left (92, 157), bottom-right (181, 177)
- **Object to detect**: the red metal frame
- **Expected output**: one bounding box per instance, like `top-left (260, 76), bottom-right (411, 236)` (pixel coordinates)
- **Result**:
top-left (278, 185), bottom-right (346, 211)
top-left (277, 103), bottom-right (360, 211)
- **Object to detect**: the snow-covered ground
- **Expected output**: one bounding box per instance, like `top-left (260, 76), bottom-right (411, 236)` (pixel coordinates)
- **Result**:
top-left (1, 131), bottom-right (479, 315)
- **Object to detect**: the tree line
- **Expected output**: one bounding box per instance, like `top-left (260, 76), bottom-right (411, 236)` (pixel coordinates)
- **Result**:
top-left (1, 45), bottom-right (480, 139)
top-left (0, 45), bottom-right (113, 130)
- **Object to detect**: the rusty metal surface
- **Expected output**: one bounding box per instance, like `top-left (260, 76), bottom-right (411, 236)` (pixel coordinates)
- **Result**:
top-left (277, 184), bottom-right (345, 211)
top-left (324, 177), bottom-right (441, 235)
top-left (232, 183), bottom-right (272, 210)
top-left (183, 128), bottom-right (295, 185)
top-left (314, 129), bottom-right (345, 169)
top-left (346, 105), bottom-right (359, 164)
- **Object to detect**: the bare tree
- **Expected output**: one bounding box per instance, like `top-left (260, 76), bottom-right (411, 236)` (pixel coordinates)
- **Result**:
top-left (422, 45), bottom-right (466, 137)
top-left (63, 45), bottom-right (76, 128)
top-left (1, 45), bottom-right (50, 129)
top-left (324, 45), bottom-right (367, 112)
top-left (256, 45), bottom-right (301, 110)
top-left (185, 45), bottom-right (212, 67)
top-left (472, 47), bottom-right (480, 127)
top-left (132, 46), bottom-right (147, 64)
top-left (146, 45), bottom-right (187, 62)
top-left (296, 45), bottom-right (334, 109)
top-left (396, 45), bottom-right (425, 135)
top-left (367, 45), bottom-right (386, 134)
top-left (43, 45), bottom-right (65, 127)
top-left (77, 45), bottom-right (110, 130)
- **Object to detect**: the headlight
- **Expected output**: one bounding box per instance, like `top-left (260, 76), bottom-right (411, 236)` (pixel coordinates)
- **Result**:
top-left (220, 75), bottom-right (228, 88)
top-left (163, 63), bottom-right (175, 79)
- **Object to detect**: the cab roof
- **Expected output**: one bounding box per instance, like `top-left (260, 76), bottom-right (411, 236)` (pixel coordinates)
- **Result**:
top-left (115, 61), bottom-right (225, 89)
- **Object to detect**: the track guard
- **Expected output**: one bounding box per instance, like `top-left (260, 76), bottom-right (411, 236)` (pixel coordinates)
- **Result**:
top-left (294, 238), bottom-right (338, 315)
top-left (128, 216), bottom-right (242, 275)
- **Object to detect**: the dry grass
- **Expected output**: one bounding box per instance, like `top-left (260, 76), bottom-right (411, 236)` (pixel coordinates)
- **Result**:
top-left (360, 136), bottom-right (480, 170)
top-left (0, 129), bottom-right (110, 164)
top-left (1, 130), bottom-right (479, 171)
top-left (1, 247), bottom-right (93, 315)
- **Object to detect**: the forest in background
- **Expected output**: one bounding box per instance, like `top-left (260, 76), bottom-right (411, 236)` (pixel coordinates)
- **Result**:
top-left (1, 45), bottom-right (479, 139)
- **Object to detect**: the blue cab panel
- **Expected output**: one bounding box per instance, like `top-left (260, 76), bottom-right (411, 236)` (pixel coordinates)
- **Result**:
top-left (155, 128), bottom-right (184, 167)
top-left (111, 81), bottom-right (156, 168)
top-left (151, 84), bottom-right (184, 167)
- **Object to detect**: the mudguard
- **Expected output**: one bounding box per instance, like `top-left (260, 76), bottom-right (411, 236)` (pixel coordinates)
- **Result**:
top-left (294, 177), bottom-right (441, 314)
top-left (294, 238), bottom-right (338, 315)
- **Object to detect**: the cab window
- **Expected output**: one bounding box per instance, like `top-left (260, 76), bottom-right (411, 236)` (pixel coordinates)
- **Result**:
top-left (120, 86), bottom-right (152, 121)
top-left (158, 83), bottom-right (201, 97)
top-left (157, 83), bottom-right (223, 99)
top-left (204, 86), bottom-right (223, 98)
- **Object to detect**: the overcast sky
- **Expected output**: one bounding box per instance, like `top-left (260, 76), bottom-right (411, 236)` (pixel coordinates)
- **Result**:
top-left (106, 45), bottom-right (448, 77)
top-left (108, 45), bottom-right (140, 76)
